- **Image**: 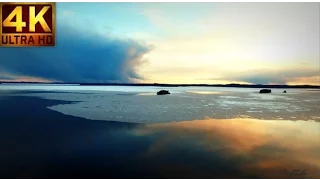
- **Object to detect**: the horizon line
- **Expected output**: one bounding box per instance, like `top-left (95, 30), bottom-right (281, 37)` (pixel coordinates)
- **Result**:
top-left (0, 81), bottom-right (319, 88)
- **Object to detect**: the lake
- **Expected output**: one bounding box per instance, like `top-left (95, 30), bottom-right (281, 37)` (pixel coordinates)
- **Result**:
top-left (0, 84), bottom-right (319, 178)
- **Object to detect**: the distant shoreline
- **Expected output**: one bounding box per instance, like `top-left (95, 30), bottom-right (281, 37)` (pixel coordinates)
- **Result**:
top-left (0, 82), bottom-right (319, 89)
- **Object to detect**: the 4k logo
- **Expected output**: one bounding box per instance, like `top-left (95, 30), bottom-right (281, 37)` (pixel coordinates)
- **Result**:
top-left (0, 2), bottom-right (55, 46)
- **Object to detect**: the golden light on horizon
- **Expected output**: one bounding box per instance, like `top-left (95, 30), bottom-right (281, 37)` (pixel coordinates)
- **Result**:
top-left (286, 76), bottom-right (320, 86)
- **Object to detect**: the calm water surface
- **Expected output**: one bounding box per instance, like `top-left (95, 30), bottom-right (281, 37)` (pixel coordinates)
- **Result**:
top-left (0, 85), bottom-right (319, 178)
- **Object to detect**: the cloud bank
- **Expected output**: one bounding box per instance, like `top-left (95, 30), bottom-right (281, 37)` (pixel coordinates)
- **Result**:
top-left (199, 69), bottom-right (320, 85)
top-left (0, 22), bottom-right (152, 83)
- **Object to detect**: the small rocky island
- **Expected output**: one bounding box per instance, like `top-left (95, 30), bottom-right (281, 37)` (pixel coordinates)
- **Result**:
top-left (157, 90), bottom-right (170, 95)
top-left (259, 89), bottom-right (271, 93)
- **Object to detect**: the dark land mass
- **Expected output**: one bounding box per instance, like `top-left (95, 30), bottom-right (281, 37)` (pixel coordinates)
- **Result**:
top-left (1, 81), bottom-right (320, 89)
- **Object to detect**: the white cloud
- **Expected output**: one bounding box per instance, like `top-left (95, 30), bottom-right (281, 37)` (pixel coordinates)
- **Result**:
top-left (138, 3), bottom-right (320, 84)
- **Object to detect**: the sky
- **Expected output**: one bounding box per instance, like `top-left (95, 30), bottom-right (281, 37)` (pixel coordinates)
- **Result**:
top-left (1, 2), bottom-right (319, 85)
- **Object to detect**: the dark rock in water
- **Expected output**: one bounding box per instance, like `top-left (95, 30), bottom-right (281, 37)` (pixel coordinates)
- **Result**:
top-left (283, 90), bottom-right (287, 93)
top-left (259, 89), bottom-right (271, 93)
top-left (157, 90), bottom-right (170, 95)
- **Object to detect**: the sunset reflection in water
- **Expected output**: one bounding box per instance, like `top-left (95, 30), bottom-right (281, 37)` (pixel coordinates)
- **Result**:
top-left (134, 118), bottom-right (320, 178)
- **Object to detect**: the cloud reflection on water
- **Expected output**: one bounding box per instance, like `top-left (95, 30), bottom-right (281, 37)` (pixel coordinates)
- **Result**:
top-left (134, 118), bottom-right (320, 178)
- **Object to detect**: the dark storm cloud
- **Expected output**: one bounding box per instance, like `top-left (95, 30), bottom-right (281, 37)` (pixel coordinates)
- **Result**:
top-left (0, 23), bottom-right (152, 83)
